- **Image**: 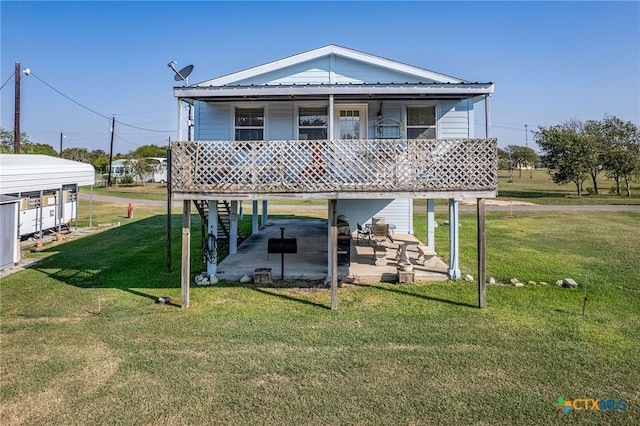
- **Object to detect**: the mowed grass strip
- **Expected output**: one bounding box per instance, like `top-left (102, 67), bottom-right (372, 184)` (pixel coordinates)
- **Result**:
top-left (1, 206), bottom-right (639, 425)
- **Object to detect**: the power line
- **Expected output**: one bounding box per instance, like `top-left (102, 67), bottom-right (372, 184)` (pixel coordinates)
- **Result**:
top-left (26, 71), bottom-right (174, 134)
top-left (0, 74), bottom-right (14, 90)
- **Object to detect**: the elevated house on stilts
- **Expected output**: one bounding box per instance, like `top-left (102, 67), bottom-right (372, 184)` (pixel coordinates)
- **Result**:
top-left (170, 45), bottom-right (497, 309)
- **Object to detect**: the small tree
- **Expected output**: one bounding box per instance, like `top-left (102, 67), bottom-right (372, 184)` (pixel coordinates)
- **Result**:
top-left (597, 115), bottom-right (640, 196)
top-left (123, 155), bottom-right (161, 186)
top-left (0, 127), bottom-right (55, 155)
top-left (62, 147), bottom-right (92, 162)
top-left (534, 121), bottom-right (591, 196)
top-left (504, 145), bottom-right (540, 178)
top-left (21, 143), bottom-right (57, 156)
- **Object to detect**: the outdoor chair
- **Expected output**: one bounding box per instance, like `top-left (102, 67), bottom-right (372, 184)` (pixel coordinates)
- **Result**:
top-left (356, 223), bottom-right (371, 245)
top-left (372, 223), bottom-right (392, 244)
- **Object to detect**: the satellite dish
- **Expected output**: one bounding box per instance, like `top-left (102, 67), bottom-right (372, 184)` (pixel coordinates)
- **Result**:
top-left (168, 61), bottom-right (194, 85)
top-left (174, 65), bottom-right (193, 82)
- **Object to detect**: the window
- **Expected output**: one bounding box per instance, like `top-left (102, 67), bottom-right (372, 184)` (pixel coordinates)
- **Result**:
top-left (406, 106), bottom-right (436, 139)
top-left (339, 109), bottom-right (361, 139)
top-left (298, 106), bottom-right (328, 140)
top-left (235, 107), bottom-right (264, 140)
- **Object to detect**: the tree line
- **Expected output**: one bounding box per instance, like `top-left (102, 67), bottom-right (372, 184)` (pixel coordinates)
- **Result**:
top-left (534, 115), bottom-right (639, 197)
top-left (0, 127), bottom-right (167, 179)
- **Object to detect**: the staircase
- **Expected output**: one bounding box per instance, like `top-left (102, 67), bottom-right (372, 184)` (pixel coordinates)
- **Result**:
top-left (192, 200), bottom-right (234, 241)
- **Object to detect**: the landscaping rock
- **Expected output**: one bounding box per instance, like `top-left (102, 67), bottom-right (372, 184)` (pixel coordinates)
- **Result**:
top-left (514, 282), bottom-right (525, 287)
top-left (465, 274), bottom-right (474, 282)
top-left (195, 272), bottom-right (210, 286)
top-left (209, 275), bottom-right (219, 285)
top-left (540, 282), bottom-right (548, 286)
top-left (239, 275), bottom-right (251, 283)
top-left (556, 280), bottom-right (564, 287)
top-left (564, 278), bottom-right (578, 288)
top-left (528, 281), bottom-right (536, 285)
top-left (510, 278), bottom-right (519, 285)
top-left (488, 277), bottom-right (496, 284)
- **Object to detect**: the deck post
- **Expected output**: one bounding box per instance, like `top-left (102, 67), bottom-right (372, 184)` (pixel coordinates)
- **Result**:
top-left (261, 200), bottom-right (268, 225)
top-left (252, 200), bottom-right (259, 234)
top-left (485, 94), bottom-right (491, 138)
top-left (181, 200), bottom-right (191, 308)
top-left (427, 198), bottom-right (435, 249)
top-left (329, 199), bottom-right (338, 310)
top-left (230, 200), bottom-right (238, 255)
top-left (207, 201), bottom-right (218, 276)
top-left (448, 198), bottom-right (461, 279)
top-left (477, 198), bottom-right (487, 308)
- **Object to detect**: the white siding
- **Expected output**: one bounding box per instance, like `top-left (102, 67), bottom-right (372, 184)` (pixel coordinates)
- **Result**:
top-left (196, 103), bottom-right (231, 140)
top-left (267, 102), bottom-right (294, 140)
top-left (337, 199), bottom-right (413, 235)
top-left (438, 100), bottom-right (472, 139)
top-left (232, 55), bottom-right (435, 86)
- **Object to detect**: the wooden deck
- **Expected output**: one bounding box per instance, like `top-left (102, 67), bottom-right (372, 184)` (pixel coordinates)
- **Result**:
top-left (171, 138), bottom-right (498, 200)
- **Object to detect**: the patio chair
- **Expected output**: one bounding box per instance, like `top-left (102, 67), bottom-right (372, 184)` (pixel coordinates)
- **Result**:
top-left (356, 223), bottom-right (371, 245)
top-left (372, 223), bottom-right (392, 244)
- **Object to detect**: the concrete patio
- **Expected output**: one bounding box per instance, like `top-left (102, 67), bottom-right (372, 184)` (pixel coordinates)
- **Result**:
top-left (216, 218), bottom-right (449, 284)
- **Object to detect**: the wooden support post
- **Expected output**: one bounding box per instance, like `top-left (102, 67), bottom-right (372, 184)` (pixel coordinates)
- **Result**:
top-left (252, 200), bottom-right (259, 234)
top-left (448, 199), bottom-right (460, 279)
top-left (477, 198), bottom-right (487, 308)
top-left (329, 199), bottom-right (338, 310)
top-left (230, 200), bottom-right (238, 255)
top-left (427, 198), bottom-right (435, 249)
top-left (207, 201), bottom-right (218, 276)
top-left (262, 200), bottom-right (268, 225)
top-left (166, 148), bottom-right (172, 272)
top-left (181, 200), bottom-right (191, 308)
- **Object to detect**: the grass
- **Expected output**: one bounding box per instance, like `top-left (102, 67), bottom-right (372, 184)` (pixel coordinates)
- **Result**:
top-left (89, 169), bottom-right (640, 206)
top-left (1, 200), bottom-right (639, 424)
top-left (496, 169), bottom-right (640, 205)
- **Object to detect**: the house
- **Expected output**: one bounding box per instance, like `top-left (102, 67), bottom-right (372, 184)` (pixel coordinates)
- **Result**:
top-left (107, 157), bottom-right (167, 184)
top-left (0, 155), bottom-right (95, 269)
top-left (171, 45), bottom-right (497, 308)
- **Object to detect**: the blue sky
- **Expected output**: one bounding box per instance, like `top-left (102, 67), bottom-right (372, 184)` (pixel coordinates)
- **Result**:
top-left (1, 1), bottom-right (639, 154)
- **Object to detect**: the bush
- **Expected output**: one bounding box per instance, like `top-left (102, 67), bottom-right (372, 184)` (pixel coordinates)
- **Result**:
top-left (120, 175), bottom-right (134, 185)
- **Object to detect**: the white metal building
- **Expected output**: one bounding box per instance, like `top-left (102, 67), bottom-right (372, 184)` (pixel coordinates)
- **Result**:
top-left (0, 155), bottom-right (95, 247)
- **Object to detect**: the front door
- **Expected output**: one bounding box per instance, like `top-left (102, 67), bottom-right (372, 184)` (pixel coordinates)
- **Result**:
top-left (333, 105), bottom-right (367, 140)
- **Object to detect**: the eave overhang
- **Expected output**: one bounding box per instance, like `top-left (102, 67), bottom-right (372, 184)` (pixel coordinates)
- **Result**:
top-left (173, 82), bottom-right (494, 101)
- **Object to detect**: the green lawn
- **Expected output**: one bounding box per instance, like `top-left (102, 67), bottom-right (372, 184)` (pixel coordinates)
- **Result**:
top-left (496, 169), bottom-right (640, 205)
top-left (1, 200), bottom-right (638, 424)
top-left (90, 169), bottom-right (640, 206)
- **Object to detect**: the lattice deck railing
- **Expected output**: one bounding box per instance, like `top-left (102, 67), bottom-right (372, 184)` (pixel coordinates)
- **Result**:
top-left (171, 138), bottom-right (497, 197)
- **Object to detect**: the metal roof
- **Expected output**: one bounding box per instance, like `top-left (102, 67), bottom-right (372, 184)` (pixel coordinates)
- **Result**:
top-left (0, 154), bottom-right (95, 194)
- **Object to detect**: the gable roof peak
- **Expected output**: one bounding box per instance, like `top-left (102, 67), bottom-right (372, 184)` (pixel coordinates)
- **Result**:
top-left (194, 45), bottom-right (467, 87)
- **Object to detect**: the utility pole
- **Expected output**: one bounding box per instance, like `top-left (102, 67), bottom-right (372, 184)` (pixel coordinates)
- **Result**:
top-left (14, 62), bottom-right (21, 154)
top-left (525, 124), bottom-right (528, 147)
top-left (107, 116), bottom-right (115, 187)
top-left (59, 132), bottom-right (64, 157)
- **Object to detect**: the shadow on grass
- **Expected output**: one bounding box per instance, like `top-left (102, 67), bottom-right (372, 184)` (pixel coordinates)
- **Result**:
top-left (29, 214), bottom-right (329, 309)
top-left (496, 189), bottom-right (568, 199)
top-left (352, 282), bottom-right (477, 309)
top-left (249, 287), bottom-right (330, 310)
top-left (30, 213), bottom-right (474, 311)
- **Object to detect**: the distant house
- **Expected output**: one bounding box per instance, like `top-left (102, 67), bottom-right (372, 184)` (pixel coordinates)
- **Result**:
top-left (171, 45), bottom-right (497, 308)
top-left (107, 157), bottom-right (167, 183)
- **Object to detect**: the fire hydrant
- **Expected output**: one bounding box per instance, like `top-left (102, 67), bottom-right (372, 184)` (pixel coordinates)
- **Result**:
top-left (127, 203), bottom-right (134, 219)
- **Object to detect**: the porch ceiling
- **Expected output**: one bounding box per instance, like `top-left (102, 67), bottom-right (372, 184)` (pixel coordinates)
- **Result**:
top-left (173, 82), bottom-right (494, 101)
